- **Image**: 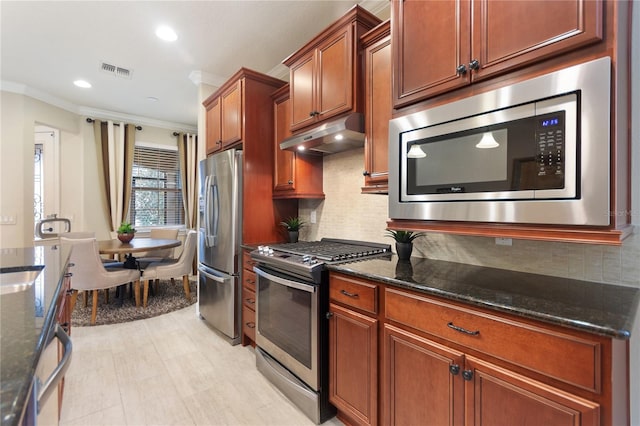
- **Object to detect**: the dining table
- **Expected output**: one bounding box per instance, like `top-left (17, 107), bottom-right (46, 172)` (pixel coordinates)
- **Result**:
top-left (98, 237), bottom-right (182, 304)
top-left (98, 238), bottom-right (182, 269)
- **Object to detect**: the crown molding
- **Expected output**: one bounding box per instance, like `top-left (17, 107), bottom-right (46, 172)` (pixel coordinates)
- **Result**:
top-left (1, 80), bottom-right (196, 132)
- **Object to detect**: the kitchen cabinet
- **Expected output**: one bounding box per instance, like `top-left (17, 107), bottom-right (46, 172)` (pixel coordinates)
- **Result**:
top-left (241, 249), bottom-right (257, 347)
top-left (271, 85), bottom-right (324, 199)
top-left (392, 0), bottom-right (604, 108)
top-left (205, 80), bottom-right (242, 155)
top-left (203, 68), bottom-right (298, 244)
top-left (283, 5), bottom-right (380, 132)
top-left (328, 274), bottom-right (379, 426)
top-left (328, 270), bottom-right (629, 426)
top-left (361, 21), bottom-right (390, 194)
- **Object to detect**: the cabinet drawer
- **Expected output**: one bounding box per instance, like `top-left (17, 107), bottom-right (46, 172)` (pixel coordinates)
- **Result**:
top-left (385, 288), bottom-right (601, 393)
top-left (243, 250), bottom-right (257, 271)
top-left (242, 305), bottom-right (256, 342)
top-left (330, 274), bottom-right (378, 315)
top-left (243, 269), bottom-right (256, 292)
top-left (242, 286), bottom-right (256, 310)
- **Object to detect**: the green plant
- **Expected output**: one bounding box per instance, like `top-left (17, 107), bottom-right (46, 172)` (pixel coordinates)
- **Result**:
top-left (385, 229), bottom-right (425, 243)
top-left (280, 216), bottom-right (305, 231)
top-left (117, 221), bottom-right (136, 234)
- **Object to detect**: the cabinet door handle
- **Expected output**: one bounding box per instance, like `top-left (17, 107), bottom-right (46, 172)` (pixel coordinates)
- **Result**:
top-left (326, 312), bottom-right (334, 319)
top-left (462, 370), bottom-right (474, 381)
top-left (456, 64), bottom-right (467, 75)
top-left (469, 59), bottom-right (480, 70)
top-left (447, 321), bottom-right (480, 336)
top-left (246, 322), bottom-right (255, 329)
top-left (340, 289), bottom-right (359, 298)
top-left (363, 170), bottom-right (371, 176)
top-left (288, 180), bottom-right (293, 185)
top-left (449, 364), bottom-right (460, 375)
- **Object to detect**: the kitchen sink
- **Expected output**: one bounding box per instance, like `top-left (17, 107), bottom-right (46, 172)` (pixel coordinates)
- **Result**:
top-left (0, 266), bottom-right (44, 295)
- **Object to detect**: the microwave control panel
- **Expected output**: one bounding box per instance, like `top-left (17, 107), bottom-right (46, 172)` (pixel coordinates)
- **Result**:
top-left (536, 111), bottom-right (565, 186)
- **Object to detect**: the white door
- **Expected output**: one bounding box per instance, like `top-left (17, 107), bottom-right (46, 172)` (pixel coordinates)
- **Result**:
top-left (34, 126), bottom-right (61, 235)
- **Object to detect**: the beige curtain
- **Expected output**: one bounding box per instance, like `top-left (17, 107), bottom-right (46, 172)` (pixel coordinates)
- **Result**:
top-left (94, 120), bottom-right (136, 233)
top-left (177, 132), bottom-right (198, 229)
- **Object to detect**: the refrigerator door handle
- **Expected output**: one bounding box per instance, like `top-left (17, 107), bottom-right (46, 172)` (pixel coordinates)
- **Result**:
top-left (212, 175), bottom-right (220, 246)
top-left (205, 175), bottom-right (218, 247)
top-left (198, 264), bottom-right (227, 283)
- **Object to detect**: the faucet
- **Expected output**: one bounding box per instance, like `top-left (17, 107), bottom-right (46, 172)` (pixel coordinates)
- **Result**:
top-left (35, 214), bottom-right (71, 239)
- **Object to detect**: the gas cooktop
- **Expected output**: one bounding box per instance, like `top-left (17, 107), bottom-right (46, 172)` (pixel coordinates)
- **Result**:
top-left (251, 238), bottom-right (391, 283)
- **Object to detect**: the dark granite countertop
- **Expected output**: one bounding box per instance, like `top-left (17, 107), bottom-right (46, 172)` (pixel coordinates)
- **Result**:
top-left (1, 244), bottom-right (71, 426)
top-left (327, 256), bottom-right (640, 339)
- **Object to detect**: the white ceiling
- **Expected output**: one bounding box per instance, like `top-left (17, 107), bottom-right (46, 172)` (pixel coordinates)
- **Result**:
top-left (1, 1), bottom-right (388, 131)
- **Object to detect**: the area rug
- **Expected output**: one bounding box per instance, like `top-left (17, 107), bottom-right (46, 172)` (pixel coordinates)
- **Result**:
top-left (71, 278), bottom-right (197, 327)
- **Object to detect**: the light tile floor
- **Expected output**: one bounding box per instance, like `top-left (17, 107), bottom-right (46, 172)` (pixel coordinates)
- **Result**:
top-left (59, 306), bottom-right (344, 426)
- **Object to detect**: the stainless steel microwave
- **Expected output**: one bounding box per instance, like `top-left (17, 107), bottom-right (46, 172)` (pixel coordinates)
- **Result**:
top-left (389, 57), bottom-right (612, 226)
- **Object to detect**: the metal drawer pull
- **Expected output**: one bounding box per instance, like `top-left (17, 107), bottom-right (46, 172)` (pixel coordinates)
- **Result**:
top-left (245, 298), bottom-right (255, 305)
top-left (447, 322), bottom-right (480, 336)
top-left (340, 289), bottom-right (359, 298)
top-left (246, 322), bottom-right (255, 329)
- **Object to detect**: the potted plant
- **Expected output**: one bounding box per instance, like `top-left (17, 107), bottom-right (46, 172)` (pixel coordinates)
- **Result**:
top-left (280, 217), bottom-right (305, 243)
top-left (385, 229), bottom-right (425, 261)
top-left (117, 221), bottom-right (136, 243)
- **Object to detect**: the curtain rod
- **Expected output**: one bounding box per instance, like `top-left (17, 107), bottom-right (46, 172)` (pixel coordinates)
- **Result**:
top-left (86, 117), bottom-right (142, 131)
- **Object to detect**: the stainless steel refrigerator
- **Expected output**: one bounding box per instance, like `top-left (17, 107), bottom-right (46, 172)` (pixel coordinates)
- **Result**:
top-left (198, 149), bottom-right (242, 345)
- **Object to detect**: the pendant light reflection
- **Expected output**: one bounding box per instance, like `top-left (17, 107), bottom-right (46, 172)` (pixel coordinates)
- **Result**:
top-left (407, 144), bottom-right (427, 158)
top-left (475, 132), bottom-right (499, 149)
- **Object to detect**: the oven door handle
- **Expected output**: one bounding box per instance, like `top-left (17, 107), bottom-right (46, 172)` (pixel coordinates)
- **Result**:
top-left (254, 267), bottom-right (316, 293)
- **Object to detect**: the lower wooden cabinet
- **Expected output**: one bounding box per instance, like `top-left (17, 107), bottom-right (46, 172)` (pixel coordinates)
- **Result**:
top-left (241, 249), bottom-right (257, 346)
top-left (328, 271), bottom-right (626, 426)
top-left (329, 303), bottom-right (378, 426)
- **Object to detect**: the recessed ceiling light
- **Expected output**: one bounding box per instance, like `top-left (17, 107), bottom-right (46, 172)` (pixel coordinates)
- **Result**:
top-left (73, 80), bottom-right (91, 88)
top-left (156, 25), bottom-right (177, 42)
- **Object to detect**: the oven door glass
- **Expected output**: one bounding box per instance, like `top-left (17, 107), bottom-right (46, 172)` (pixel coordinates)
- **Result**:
top-left (255, 266), bottom-right (318, 390)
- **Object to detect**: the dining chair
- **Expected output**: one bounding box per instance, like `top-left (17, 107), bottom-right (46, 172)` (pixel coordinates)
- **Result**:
top-left (139, 230), bottom-right (197, 308)
top-left (135, 228), bottom-right (180, 264)
top-left (60, 236), bottom-right (142, 325)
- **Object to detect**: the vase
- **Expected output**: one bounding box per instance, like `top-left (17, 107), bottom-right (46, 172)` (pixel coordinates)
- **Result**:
top-left (395, 242), bottom-right (413, 260)
top-left (288, 231), bottom-right (299, 243)
top-left (118, 233), bottom-right (135, 244)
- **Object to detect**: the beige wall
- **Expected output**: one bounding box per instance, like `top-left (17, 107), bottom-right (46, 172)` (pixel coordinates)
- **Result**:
top-left (0, 91), bottom-right (191, 247)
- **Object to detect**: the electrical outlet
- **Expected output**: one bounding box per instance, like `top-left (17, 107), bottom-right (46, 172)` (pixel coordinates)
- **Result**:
top-left (310, 210), bottom-right (317, 224)
top-left (495, 237), bottom-right (512, 246)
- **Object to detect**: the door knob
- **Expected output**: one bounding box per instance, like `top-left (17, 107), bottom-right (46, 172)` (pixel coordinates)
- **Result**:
top-left (456, 64), bottom-right (467, 75)
top-left (469, 59), bottom-right (480, 70)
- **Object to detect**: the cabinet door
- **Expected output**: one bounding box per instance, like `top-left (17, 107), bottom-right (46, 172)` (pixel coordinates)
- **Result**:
top-left (329, 303), bottom-right (378, 426)
top-left (471, 0), bottom-right (603, 82)
top-left (206, 98), bottom-right (222, 154)
top-left (392, 0), bottom-right (471, 108)
top-left (290, 52), bottom-right (316, 131)
top-left (465, 356), bottom-right (600, 426)
top-left (383, 324), bottom-right (464, 426)
top-left (363, 30), bottom-right (391, 193)
top-left (274, 93), bottom-right (295, 191)
top-left (316, 27), bottom-right (353, 122)
top-left (221, 80), bottom-right (243, 147)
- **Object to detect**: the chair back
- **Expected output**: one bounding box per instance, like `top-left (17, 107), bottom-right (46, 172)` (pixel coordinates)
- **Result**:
top-left (138, 228), bottom-right (180, 259)
top-left (175, 230), bottom-right (197, 274)
top-left (59, 237), bottom-right (105, 291)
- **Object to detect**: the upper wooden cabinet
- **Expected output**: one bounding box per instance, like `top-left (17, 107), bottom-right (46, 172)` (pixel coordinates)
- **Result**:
top-left (361, 21), bottom-right (391, 194)
top-left (284, 5), bottom-right (381, 132)
top-left (204, 80), bottom-right (243, 154)
top-left (272, 85), bottom-right (324, 199)
top-left (202, 68), bottom-right (299, 244)
top-left (392, 0), bottom-right (604, 108)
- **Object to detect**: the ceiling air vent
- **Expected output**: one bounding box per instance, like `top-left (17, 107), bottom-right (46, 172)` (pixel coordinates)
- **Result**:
top-left (100, 62), bottom-right (133, 79)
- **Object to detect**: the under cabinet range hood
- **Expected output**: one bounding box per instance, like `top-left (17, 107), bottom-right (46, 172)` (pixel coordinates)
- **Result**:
top-left (279, 112), bottom-right (365, 155)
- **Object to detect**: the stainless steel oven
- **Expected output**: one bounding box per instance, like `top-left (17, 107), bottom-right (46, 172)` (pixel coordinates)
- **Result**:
top-left (255, 266), bottom-right (319, 390)
top-left (251, 239), bottom-right (390, 425)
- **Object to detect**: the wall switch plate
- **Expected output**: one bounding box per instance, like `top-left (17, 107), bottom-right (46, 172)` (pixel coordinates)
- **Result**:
top-left (310, 210), bottom-right (317, 224)
top-left (0, 215), bottom-right (16, 225)
top-left (495, 237), bottom-right (513, 246)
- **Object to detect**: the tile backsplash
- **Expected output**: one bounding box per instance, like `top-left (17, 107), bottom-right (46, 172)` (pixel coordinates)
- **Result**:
top-left (299, 149), bottom-right (640, 289)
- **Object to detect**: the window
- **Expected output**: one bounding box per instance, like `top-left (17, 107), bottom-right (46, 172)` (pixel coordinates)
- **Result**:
top-left (130, 144), bottom-right (184, 227)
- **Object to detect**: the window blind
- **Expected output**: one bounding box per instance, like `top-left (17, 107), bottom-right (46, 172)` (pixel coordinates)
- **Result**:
top-left (130, 145), bottom-right (184, 227)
